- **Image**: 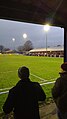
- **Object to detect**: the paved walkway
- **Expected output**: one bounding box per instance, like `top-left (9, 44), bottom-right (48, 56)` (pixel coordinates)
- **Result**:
top-left (0, 102), bottom-right (58, 119)
top-left (39, 102), bottom-right (58, 119)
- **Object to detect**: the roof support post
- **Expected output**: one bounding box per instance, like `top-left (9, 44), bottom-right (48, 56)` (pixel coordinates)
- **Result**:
top-left (64, 28), bottom-right (67, 62)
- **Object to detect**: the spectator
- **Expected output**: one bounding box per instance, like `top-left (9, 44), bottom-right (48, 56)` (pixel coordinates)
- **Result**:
top-left (3, 66), bottom-right (46, 119)
top-left (52, 62), bottom-right (67, 119)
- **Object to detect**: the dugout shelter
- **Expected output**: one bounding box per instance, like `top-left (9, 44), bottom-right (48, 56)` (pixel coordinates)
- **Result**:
top-left (0, 0), bottom-right (67, 61)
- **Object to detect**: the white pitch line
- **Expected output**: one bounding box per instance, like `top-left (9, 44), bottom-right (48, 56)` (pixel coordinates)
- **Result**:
top-left (0, 70), bottom-right (46, 80)
top-left (0, 72), bottom-right (47, 92)
top-left (40, 81), bottom-right (55, 86)
top-left (0, 81), bottom-right (56, 95)
top-left (0, 70), bottom-right (56, 82)
top-left (0, 80), bottom-right (54, 92)
top-left (0, 91), bottom-right (9, 95)
top-left (31, 73), bottom-right (47, 81)
top-left (0, 71), bottom-right (55, 93)
top-left (0, 87), bottom-right (12, 91)
top-left (0, 70), bottom-right (47, 81)
top-left (0, 70), bottom-right (15, 74)
top-left (49, 78), bottom-right (57, 81)
top-left (0, 81), bottom-right (55, 91)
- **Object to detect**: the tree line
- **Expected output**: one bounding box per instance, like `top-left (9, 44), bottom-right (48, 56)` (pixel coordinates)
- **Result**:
top-left (0, 40), bottom-right (33, 53)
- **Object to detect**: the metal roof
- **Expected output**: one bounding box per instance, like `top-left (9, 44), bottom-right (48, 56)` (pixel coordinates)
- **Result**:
top-left (29, 47), bottom-right (64, 52)
top-left (0, 0), bottom-right (67, 29)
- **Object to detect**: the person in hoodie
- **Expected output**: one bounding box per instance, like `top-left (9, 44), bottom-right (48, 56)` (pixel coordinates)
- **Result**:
top-left (52, 62), bottom-right (67, 119)
top-left (3, 66), bottom-right (46, 119)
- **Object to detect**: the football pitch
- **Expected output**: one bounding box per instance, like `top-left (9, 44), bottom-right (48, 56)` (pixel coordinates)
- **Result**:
top-left (0, 54), bottom-right (63, 112)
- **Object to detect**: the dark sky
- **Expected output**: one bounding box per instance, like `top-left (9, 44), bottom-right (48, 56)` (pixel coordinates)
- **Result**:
top-left (0, 19), bottom-right (64, 50)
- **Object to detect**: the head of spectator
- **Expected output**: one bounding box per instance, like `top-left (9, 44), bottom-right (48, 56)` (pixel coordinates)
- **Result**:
top-left (18, 66), bottom-right (30, 81)
top-left (60, 62), bottom-right (67, 74)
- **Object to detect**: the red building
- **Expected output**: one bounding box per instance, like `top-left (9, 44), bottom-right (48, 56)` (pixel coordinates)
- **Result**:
top-left (29, 47), bottom-right (64, 57)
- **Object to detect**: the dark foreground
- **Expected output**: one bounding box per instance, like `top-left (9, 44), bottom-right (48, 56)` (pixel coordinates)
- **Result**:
top-left (39, 102), bottom-right (58, 119)
top-left (0, 102), bottom-right (58, 119)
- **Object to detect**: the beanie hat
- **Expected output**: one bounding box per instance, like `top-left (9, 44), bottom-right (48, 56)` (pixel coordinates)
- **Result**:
top-left (61, 62), bottom-right (67, 71)
top-left (18, 66), bottom-right (29, 79)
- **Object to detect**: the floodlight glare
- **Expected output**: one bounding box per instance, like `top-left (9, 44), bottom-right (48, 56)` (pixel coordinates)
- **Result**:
top-left (23, 33), bottom-right (27, 39)
top-left (44, 24), bottom-right (50, 32)
top-left (43, 24), bottom-right (50, 55)
top-left (12, 38), bottom-right (15, 42)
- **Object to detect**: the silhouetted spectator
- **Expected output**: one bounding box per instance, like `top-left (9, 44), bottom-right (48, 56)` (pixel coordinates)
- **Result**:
top-left (52, 62), bottom-right (67, 119)
top-left (3, 66), bottom-right (46, 119)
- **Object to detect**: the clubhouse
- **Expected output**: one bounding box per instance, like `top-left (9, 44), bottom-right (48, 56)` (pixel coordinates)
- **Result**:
top-left (29, 47), bottom-right (64, 57)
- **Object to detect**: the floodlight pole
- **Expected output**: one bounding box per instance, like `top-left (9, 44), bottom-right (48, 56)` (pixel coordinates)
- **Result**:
top-left (45, 32), bottom-right (47, 53)
top-left (44, 24), bottom-right (50, 56)
top-left (12, 38), bottom-right (15, 50)
top-left (23, 33), bottom-right (27, 39)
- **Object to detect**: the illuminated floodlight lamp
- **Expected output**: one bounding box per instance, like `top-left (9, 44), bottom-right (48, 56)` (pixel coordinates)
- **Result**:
top-left (43, 24), bottom-right (50, 54)
top-left (12, 38), bottom-right (15, 42)
top-left (44, 24), bottom-right (50, 32)
top-left (23, 33), bottom-right (27, 39)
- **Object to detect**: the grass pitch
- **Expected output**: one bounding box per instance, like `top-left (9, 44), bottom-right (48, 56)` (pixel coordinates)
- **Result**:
top-left (0, 54), bottom-right (63, 112)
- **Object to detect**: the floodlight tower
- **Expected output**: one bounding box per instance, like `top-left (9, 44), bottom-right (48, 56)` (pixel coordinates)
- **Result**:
top-left (12, 38), bottom-right (15, 50)
top-left (44, 24), bottom-right (50, 55)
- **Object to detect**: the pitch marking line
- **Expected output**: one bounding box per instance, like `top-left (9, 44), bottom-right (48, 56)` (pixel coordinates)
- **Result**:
top-left (0, 81), bottom-right (55, 95)
top-left (0, 71), bottom-right (14, 73)
top-left (40, 81), bottom-right (55, 86)
top-left (0, 80), bottom-right (55, 92)
top-left (0, 70), bottom-right (56, 82)
top-left (30, 73), bottom-right (47, 82)
top-left (0, 87), bottom-right (12, 91)
top-left (0, 91), bottom-right (9, 95)
top-left (0, 70), bottom-right (47, 82)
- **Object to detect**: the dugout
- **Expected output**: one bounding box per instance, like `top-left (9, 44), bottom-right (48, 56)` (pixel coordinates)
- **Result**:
top-left (0, 0), bottom-right (67, 61)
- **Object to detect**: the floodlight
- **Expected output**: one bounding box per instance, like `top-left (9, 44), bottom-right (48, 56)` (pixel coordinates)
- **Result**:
top-left (44, 24), bottom-right (50, 32)
top-left (23, 33), bottom-right (27, 39)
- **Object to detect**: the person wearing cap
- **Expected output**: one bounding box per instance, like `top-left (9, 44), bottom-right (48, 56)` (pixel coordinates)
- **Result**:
top-left (52, 62), bottom-right (67, 119)
top-left (3, 66), bottom-right (46, 119)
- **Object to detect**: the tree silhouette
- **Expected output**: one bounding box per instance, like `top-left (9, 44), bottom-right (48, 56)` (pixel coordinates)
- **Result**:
top-left (0, 45), bottom-right (4, 53)
top-left (23, 40), bottom-right (33, 51)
